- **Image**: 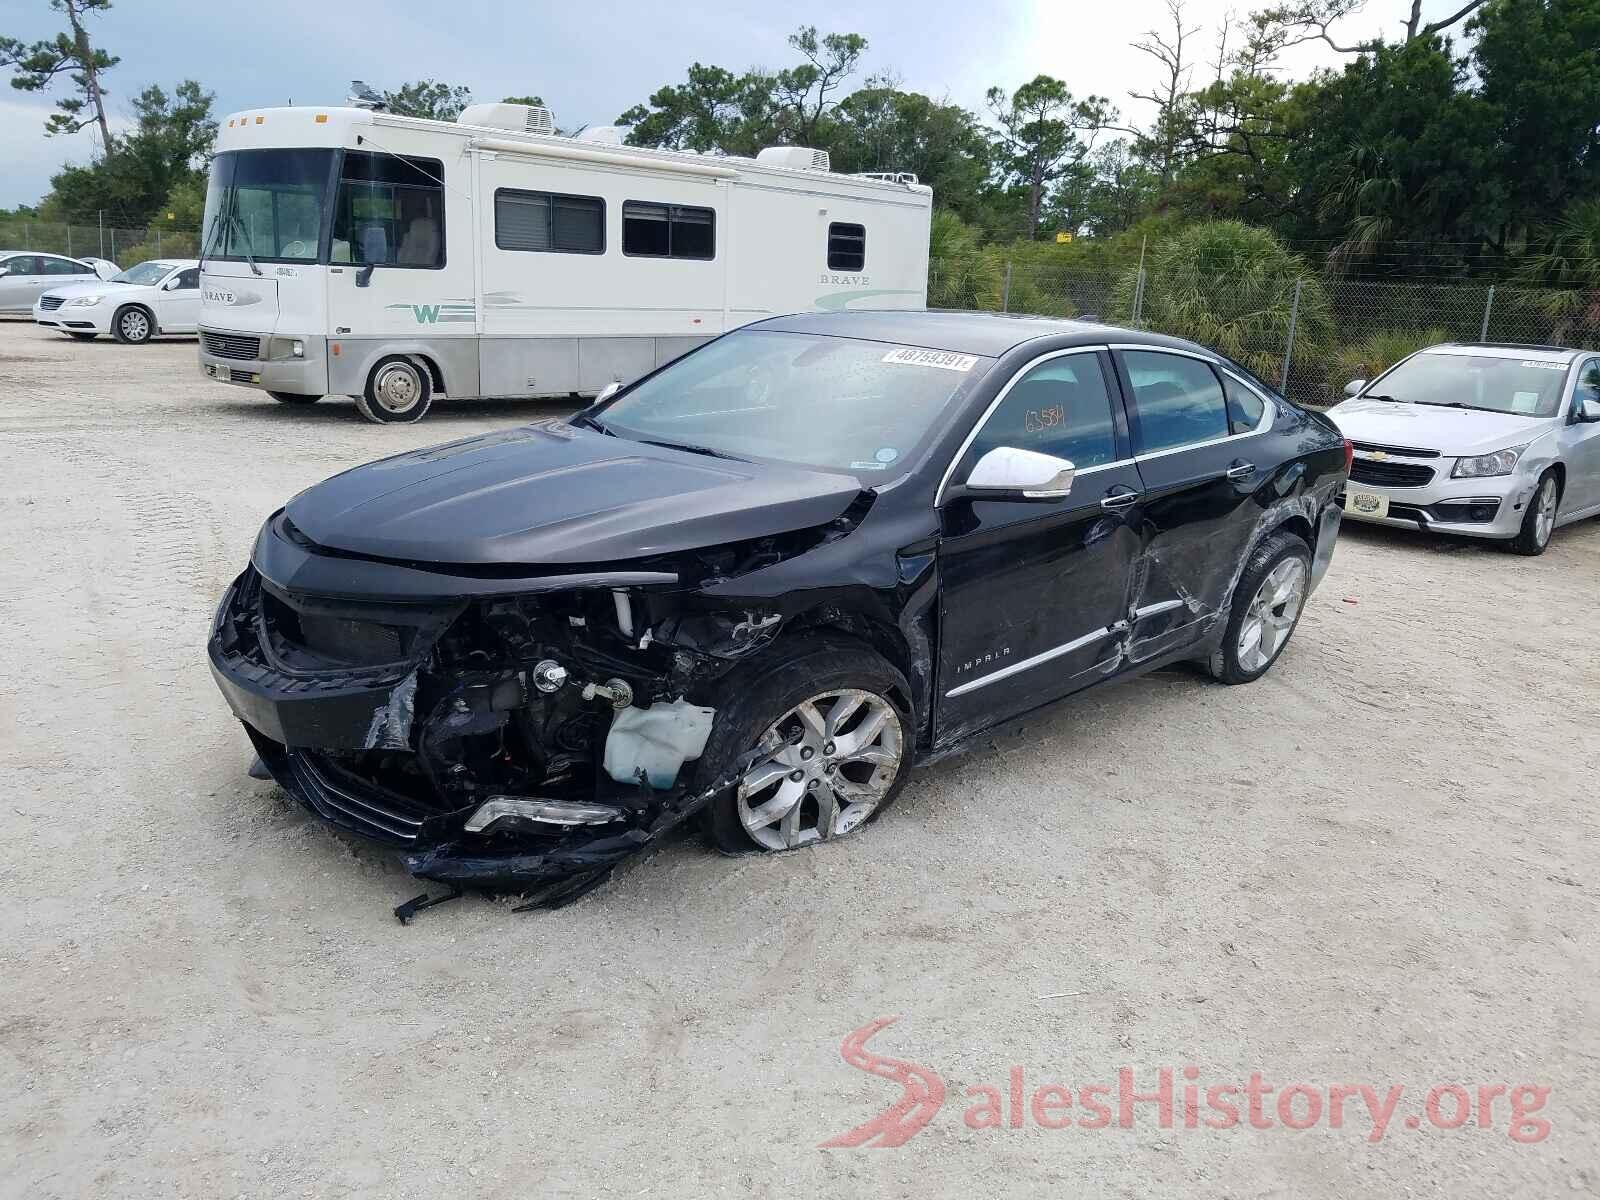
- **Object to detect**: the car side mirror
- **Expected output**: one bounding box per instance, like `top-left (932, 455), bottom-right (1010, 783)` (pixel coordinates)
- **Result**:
top-left (164, 276), bottom-right (181, 290)
top-left (595, 381), bottom-right (622, 403)
top-left (963, 446), bottom-right (1076, 500)
top-left (1578, 397), bottom-right (1600, 423)
top-left (1344, 378), bottom-right (1367, 398)
top-left (355, 264), bottom-right (376, 288)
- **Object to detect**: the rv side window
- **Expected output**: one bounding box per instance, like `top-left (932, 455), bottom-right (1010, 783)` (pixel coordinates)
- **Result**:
top-left (331, 151), bottom-right (445, 269)
top-left (827, 222), bottom-right (865, 271)
top-left (494, 190), bottom-right (604, 254)
top-left (622, 201), bottom-right (714, 260)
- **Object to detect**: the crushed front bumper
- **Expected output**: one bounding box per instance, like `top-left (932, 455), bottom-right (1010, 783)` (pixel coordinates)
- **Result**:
top-left (1339, 456), bottom-right (1536, 539)
top-left (208, 564), bottom-right (718, 908)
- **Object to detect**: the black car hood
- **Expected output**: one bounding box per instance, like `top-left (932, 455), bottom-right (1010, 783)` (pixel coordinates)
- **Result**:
top-left (284, 421), bottom-right (866, 566)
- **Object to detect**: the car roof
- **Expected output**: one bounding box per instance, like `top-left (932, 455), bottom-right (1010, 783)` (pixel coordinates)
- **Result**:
top-left (1425, 343), bottom-right (1584, 364)
top-left (748, 309), bottom-right (1209, 358)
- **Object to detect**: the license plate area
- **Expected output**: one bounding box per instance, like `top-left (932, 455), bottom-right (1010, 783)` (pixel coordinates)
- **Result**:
top-left (1344, 489), bottom-right (1390, 520)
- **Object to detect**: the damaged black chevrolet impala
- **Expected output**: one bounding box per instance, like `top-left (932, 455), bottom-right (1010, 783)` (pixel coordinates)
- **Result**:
top-left (210, 312), bottom-right (1349, 913)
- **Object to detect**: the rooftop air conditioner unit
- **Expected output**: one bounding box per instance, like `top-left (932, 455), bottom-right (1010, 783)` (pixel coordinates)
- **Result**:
top-left (574, 125), bottom-right (626, 145)
top-left (457, 103), bottom-right (556, 136)
top-left (755, 146), bottom-right (830, 172)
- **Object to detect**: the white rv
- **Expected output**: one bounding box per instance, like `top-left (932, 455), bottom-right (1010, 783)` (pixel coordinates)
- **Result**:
top-left (196, 101), bottom-right (933, 422)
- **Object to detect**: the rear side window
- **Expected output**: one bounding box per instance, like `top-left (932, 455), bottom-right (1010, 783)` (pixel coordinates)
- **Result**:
top-left (827, 222), bottom-right (865, 271)
top-left (1123, 351), bottom-right (1230, 454)
top-left (623, 201), bottom-right (715, 259)
top-left (2, 256), bottom-right (40, 275)
top-left (1223, 373), bottom-right (1265, 432)
top-left (969, 353), bottom-right (1119, 469)
top-left (495, 189), bottom-right (604, 254)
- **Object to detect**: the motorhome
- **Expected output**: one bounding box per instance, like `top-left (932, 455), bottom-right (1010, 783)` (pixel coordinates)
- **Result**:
top-left (196, 101), bottom-right (933, 422)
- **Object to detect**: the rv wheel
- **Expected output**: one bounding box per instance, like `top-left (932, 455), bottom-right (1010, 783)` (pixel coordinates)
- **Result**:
top-left (359, 356), bottom-right (432, 424)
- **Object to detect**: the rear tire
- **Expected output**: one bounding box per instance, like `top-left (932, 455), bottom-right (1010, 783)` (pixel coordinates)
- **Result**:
top-left (1507, 470), bottom-right (1559, 556)
top-left (696, 636), bottom-right (913, 855)
top-left (268, 391), bottom-right (321, 405)
top-left (1206, 531), bottom-right (1312, 685)
top-left (111, 305), bottom-right (153, 344)
top-left (359, 356), bottom-right (431, 424)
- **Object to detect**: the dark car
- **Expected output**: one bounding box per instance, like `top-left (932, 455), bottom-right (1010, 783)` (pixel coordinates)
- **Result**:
top-left (209, 312), bottom-right (1351, 913)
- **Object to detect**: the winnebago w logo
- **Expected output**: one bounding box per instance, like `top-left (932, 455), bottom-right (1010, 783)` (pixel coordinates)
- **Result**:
top-left (385, 301), bottom-right (475, 325)
top-left (820, 1017), bottom-right (945, 1148)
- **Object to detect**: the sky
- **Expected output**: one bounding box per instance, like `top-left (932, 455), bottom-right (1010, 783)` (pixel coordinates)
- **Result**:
top-left (0, 0), bottom-right (1450, 211)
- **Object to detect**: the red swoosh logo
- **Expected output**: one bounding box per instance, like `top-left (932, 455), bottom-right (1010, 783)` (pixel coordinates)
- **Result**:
top-left (819, 1016), bottom-right (945, 1148)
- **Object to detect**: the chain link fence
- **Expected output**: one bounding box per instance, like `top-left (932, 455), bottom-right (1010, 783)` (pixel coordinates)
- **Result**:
top-left (0, 218), bottom-right (201, 269)
top-left (930, 256), bottom-right (1600, 408)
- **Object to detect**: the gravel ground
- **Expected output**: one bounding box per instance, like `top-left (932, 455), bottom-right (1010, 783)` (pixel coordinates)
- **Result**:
top-left (2, 319), bottom-right (1597, 1198)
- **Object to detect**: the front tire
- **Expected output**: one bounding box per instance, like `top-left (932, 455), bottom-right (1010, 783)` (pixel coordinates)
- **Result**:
top-left (268, 391), bottom-right (321, 406)
top-left (1207, 531), bottom-right (1312, 685)
top-left (698, 636), bottom-right (912, 855)
top-left (111, 305), bottom-right (153, 344)
top-left (1507, 470), bottom-right (1559, 556)
top-left (359, 356), bottom-right (432, 424)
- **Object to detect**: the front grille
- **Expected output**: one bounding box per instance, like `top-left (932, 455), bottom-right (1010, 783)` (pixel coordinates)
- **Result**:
top-left (38, 295), bottom-right (65, 312)
top-left (1349, 458), bottom-right (1435, 487)
top-left (202, 330), bottom-right (261, 360)
top-left (288, 751), bottom-right (441, 843)
top-left (1350, 440), bottom-right (1440, 459)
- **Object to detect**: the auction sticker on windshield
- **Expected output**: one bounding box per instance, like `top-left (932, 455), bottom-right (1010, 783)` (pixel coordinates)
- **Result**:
top-left (1344, 489), bottom-right (1390, 521)
top-left (882, 347), bottom-right (979, 372)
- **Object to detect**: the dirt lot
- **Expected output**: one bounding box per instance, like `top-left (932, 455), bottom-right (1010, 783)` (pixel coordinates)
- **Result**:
top-left (1, 319), bottom-right (1597, 1198)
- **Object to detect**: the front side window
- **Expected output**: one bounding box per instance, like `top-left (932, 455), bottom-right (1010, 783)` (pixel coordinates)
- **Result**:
top-left (331, 151), bottom-right (444, 268)
top-left (495, 189), bottom-right (603, 253)
top-left (1369, 352), bottom-right (1570, 418)
top-left (969, 353), bottom-right (1118, 470)
top-left (1577, 359), bottom-right (1600, 409)
top-left (39, 257), bottom-right (79, 275)
top-left (1123, 351), bottom-right (1230, 454)
top-left (172, 267), bottom-right (201, 290)
top-left (203, 148), bottom-right (334, 263)
top-left (828, 222), bottom-right (865, 271)
top-left (622, 201), bottom-right (714, 259)
top-left (597, 330), bottom-right (986, 475)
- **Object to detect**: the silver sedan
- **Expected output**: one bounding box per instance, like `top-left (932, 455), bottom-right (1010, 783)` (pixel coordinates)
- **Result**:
top-left (1328, 343), bottom-right (1600, 555)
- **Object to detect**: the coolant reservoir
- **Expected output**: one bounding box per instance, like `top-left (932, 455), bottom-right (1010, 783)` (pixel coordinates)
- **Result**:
top-left (603, 698), bottom-right (716, 789)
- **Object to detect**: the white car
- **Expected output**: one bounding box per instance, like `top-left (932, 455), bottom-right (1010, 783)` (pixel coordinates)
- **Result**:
top-left (33, 259), bottom-right (201, 344)
top-left (0, 251), bottom-right (117, 312)
top-left (1329, 343), bottom-right (1600, 555)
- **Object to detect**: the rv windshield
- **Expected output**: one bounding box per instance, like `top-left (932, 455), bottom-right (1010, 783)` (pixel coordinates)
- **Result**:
top-left (596, 330), bottom-right (990, 477)
top-left (202, 149), bottom-right (333, 263)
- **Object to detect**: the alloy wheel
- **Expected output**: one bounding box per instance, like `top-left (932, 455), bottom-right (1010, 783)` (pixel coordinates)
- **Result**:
top-left (1534, 477), bottom-right (1557, 547)
top-left (736, 689), bottom-right (903, 850)
top-left (1236, 556), bottom-right (1307, 674)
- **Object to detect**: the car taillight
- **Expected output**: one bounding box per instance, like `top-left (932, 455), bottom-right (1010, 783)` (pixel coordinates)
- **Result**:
top-left (1342, 438), bottom-right (1354, 474)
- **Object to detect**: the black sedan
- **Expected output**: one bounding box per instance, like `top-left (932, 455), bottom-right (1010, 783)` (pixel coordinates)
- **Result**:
top-left (209, 311), bottom-right (1351, 913)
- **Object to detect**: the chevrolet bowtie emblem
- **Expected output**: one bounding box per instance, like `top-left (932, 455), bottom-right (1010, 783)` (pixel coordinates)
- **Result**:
top-left (1369, 450), bottom-right (1388, 460)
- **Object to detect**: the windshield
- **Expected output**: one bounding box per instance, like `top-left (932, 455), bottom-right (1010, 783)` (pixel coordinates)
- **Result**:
top-left (112, 262), bottom-right (175, 285)
top-left (1369, 353), bottom-right (1571, 417)
top-left (203, 148), bottom-right (334, 263)
top-left (597, 330), bottom-right (989, 475)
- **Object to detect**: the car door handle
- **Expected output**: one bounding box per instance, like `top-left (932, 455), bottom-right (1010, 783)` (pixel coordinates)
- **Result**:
top-left (1226, 462), bottom-right (1257, 479)
top-left (1100, 489), bottom-right (1141, 510)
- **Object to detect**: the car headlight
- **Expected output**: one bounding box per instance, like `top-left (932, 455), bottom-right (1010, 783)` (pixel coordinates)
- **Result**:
top-left (1451, 444), bottom-right (1529, 478)
top-left (268, 337), bottom-right (306, 360)
top-left (65, 294), bottom-right (103, 307)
